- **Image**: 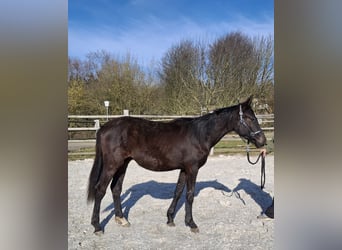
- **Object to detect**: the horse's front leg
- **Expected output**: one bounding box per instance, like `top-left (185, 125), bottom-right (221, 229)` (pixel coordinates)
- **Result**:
top-left (167, 170), bottom-right (186, 226)
top-left (185, 166), bottom-right (199, 233)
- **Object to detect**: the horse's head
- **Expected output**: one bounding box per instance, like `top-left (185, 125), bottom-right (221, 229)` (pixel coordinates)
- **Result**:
top-left (234, 96), bottom-right (267, 148)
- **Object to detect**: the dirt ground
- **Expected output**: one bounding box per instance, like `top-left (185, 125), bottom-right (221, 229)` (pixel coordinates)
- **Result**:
top-left (68, 155), bottom-right (274, 249)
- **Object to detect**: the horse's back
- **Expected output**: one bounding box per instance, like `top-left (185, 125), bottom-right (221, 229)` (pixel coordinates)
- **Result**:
top-left (97, 116), bottom-right (196, 171)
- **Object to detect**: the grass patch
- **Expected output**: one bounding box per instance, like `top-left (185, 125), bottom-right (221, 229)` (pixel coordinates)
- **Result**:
top-left (212, 140), bottom-right (260, 155)
top-left (68, 147), bottom-right (95, 161)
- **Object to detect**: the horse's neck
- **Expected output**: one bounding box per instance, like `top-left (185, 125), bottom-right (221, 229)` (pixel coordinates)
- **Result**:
top-left (200, 109), bottom-right (235, 148)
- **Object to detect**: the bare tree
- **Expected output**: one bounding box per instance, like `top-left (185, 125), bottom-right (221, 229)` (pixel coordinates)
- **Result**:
top-left (208, 32), bottom-right (259, 105)
top-left (68, 32), bottom-right (274, 116)
top-left (159, 32), bottom-right (274, 113)
top-left (160, 40), bottom-right (200, 114)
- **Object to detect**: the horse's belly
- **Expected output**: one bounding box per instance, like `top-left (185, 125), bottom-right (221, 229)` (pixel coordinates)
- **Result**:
top-left (132, 153), bottom-right (181, 171)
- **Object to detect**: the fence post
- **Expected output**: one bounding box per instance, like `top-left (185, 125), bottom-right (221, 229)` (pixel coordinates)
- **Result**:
top-left (123, 109), bottom-right (129, 116)
top-left (94, 119), bottom-right (100, 136)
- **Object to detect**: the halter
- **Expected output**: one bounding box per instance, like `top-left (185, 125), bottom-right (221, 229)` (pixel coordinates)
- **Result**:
top-left (239, 105), bottom-right (262, 137)
top-left (239, 105), bottom-right (266, 189)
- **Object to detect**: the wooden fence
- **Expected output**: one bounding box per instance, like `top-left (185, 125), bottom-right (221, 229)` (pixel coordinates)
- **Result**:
top-left (68, 113), bottom-right (273, 157)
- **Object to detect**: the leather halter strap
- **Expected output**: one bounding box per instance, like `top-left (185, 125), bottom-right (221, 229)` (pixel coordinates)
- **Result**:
top-left (239, 105), bottom-right (262, 137)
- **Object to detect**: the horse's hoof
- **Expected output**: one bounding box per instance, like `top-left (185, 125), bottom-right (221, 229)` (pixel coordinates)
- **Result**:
top-left (257, 213), bottom-right (273, 220)
top-left (115, 216), bottom-right (130, 227)
top-left (94, 229), bottom-right (103, 236)
top-left (190, 227), bottom-right (199, 233)
top-left (167, 222), bottom-right (176, 227)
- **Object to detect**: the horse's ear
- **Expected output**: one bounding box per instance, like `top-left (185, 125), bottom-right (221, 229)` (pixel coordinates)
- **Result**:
top-left (246, 95), bottom-right (253, 106)
top-left (241, 95), bottom-right (253, 107)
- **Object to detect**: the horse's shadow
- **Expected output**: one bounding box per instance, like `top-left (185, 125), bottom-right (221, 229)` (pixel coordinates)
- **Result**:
top-left (231, 178), bottom-right (273, 213)
top-left (100, 178), bottom-right (273, 229)
top-left (100, 179), bottom-right (230, 229)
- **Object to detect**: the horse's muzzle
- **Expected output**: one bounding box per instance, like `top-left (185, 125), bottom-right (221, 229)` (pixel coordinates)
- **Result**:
top-left (251, 133), bottom-right (267, 148)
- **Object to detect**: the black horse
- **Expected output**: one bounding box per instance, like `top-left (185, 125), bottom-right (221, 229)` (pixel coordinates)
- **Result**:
top-left (87, 96), bottom-right (266, 234)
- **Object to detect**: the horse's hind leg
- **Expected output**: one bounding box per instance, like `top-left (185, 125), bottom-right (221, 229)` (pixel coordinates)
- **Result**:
top-left (167, 170), bottom-right (186, 226)
top-left (110, 158), bottom-right (130, 227)
top-left (91, 171), bottom-right (114, 234)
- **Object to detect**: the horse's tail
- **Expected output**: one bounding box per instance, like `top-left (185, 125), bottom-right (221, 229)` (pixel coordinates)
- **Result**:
top-left (87, 135), bottom-right (103, 203)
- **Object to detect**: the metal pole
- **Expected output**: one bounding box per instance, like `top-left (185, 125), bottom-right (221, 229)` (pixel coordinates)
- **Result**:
top-left (104, 101), bottom-right (109, 121)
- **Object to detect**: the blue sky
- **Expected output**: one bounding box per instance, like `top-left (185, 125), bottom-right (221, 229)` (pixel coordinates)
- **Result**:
top-left (68, 0), bottom-right (273, 65)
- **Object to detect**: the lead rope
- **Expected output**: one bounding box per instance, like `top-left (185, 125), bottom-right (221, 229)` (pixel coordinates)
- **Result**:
top-left (246, 142), bottom-right (266, 189)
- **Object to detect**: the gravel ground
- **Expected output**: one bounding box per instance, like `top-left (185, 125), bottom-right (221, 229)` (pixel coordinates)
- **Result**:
top-left (68, 155), bottom-right (274, 249)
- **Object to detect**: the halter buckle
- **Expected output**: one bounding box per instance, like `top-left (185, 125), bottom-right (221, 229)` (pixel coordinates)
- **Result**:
top-left (239, 105), bottom-right (243, 120)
